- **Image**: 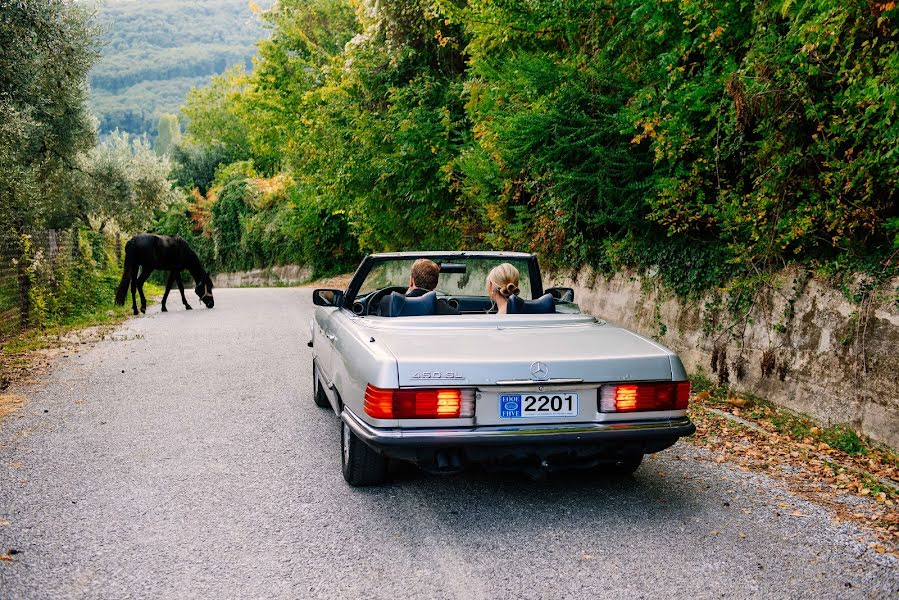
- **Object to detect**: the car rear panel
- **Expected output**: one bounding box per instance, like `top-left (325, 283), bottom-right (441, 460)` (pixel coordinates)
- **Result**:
top-left (358, 316), bottom-right (679, 428)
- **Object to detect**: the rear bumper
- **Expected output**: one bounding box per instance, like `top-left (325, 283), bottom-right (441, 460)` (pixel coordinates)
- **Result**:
top-left (342, 408), bottom-right (696, 466)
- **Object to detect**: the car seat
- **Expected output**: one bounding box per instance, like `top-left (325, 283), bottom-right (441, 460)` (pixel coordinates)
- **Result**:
top-left (382, 291), bottom-right (438, 317)
top-left (506, 293), bottom-right (556, 315)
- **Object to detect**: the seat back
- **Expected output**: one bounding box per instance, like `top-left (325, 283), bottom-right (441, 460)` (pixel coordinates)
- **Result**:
top-left (383, 291), bottom-right (438, 317)
top-left (506, 293), bottom-right (555, 315)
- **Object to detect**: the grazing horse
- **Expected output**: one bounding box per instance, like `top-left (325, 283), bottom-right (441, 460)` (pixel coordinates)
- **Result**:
top-left (114, 234), bottom-right (215, 315)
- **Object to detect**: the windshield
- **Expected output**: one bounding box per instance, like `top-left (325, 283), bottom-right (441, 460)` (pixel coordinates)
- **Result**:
top-left (358, 257), bottom-right (533, 299)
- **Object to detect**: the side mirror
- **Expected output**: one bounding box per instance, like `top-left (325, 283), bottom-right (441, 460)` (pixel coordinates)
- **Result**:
top-left (546, 287), bottom-right (575, 303)
top-left (313, 288), bottom-right (344, 307)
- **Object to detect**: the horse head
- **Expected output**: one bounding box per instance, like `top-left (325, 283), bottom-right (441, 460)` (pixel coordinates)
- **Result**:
top-left (195, 275), bottom-right (215, 308)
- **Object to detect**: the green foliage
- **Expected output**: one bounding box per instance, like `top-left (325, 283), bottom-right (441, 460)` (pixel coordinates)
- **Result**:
top-left (170, 144), bottom-right (236, 195)
top-left (821, 425), bottom-right (869, 457)
top-left (6, 230), bottom-right (133, 333)
top-left (64, 131), bottom-right (179, 231)
top-left (0, 0), bottom-right (100, 234)
top-left (159, 0), bottom-right (897, 293)
top-left (211, 178), bottom-right (255, 271)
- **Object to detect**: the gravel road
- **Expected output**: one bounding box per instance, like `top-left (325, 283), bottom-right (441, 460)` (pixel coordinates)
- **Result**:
top-left (1, 288), bottom-right (896, 599)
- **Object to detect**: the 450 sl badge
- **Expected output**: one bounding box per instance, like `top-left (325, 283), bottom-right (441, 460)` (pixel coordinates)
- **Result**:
top-left (411, 370), bottom-right (465, 380)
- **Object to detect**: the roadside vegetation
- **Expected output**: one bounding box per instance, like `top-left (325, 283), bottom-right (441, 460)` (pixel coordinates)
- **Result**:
top-left (1, 2), bottom-right (176, 352)
top-left (157, 0), bottom-right (898, 293)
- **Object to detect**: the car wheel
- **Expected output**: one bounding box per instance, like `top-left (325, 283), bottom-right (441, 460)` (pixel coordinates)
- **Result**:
top-left (606, 454), bottom-right (643, 477)
top-left (312, 362), bottom-right (330, 408)
top-left (341, 420), bottom-right (388, 486)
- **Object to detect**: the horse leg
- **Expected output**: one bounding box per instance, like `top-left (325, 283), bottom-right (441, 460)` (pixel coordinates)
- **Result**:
top-left (161, 271), bottom-right (175, 312)
top-left (136, 268), bottom-right (153, 314)
top-left (131, 266), bottom-right (140, 316)
top-left (176, 272), bottom-right (192, 310)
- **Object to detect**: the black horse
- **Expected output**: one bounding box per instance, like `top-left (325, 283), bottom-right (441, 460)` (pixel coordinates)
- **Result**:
top-left (114, 234), bottom-right (215, 315)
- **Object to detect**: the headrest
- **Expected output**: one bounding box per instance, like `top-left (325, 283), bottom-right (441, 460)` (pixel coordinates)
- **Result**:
top-left (506, 293), bottom-right (556, 315)
top-left (384, 291), bottom-right (437, 317)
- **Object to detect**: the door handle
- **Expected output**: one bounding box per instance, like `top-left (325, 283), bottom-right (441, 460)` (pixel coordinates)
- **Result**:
top-left (326, 333), bottom-right (337, 342)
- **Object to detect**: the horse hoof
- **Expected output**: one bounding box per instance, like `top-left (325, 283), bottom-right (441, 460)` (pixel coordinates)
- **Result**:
top-left (185, 304), bottom-right (192, 310)
top-left (133, 309), bottom-right (139, 316)
top-left (140, 306), bottom-right (146, 314)
top-left (161, 306), bottom-right (167, 312)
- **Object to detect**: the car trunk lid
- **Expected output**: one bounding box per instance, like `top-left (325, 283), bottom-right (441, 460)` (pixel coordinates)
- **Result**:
top-left (359, 315), bottom-right (674, 387)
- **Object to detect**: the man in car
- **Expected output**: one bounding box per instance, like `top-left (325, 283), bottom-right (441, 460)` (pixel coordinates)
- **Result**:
top-left (380, 258), bottom-right (459, 315)
top-left (406, 258), bottom-right (440, 297)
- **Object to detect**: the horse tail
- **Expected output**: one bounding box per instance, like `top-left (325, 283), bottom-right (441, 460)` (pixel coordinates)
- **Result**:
top-left (114, 242), bottom-right (135, 306)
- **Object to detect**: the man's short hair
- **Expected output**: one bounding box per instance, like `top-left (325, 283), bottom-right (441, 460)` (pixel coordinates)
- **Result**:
top-left (411, 258), bottom-right (439, 291)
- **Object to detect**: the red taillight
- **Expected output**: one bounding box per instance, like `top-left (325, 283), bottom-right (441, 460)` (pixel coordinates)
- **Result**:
top-left (364, 385), bottom-right (475, 419)
top-left (675, 381), bottom-right (690, 409)
top-left (363, 385), bottom-right (395, 419)
top-left (600, 381), bottom-right (690, 412)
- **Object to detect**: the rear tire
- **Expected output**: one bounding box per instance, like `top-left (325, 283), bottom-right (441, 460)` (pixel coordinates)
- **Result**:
top-left (606, 454), bottom-right (643, 477)
top-left (312, 362), bottom-right (330, 408)
top-left (341, 420), bottom-right (388, 486)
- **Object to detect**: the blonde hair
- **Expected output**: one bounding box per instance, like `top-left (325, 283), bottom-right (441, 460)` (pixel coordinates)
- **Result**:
top-left (486, 263), bottom-right (520, 299)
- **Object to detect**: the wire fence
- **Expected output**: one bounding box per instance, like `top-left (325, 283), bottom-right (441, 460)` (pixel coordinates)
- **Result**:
top-left (0, 229), bottom-right (125, 341)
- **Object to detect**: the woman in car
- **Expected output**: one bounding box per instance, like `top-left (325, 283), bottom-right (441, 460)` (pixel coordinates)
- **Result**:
top-left (486, 263), bottom-right (520, 314)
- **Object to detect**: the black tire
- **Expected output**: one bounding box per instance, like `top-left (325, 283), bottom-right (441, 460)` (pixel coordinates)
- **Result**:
top-left (606, 454), bottom-right (643, 477)
top-left (312, 362), bottom-right (330, 408)
top-left (341, 419), bottom-right (388, 486)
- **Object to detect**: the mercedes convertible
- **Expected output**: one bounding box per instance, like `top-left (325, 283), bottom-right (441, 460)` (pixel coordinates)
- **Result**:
top-left (310, 251), bottom-right (695, 486)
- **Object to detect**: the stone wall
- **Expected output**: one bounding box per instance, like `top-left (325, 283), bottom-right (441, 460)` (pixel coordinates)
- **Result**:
top-left (212, 265), bottom-right (312, 288)
top-left (548, 268), bottom-right (899, 449)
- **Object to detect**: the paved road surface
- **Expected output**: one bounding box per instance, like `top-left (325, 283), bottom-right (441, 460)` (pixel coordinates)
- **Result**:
top-left (0, 288), bottom-right (896, 599)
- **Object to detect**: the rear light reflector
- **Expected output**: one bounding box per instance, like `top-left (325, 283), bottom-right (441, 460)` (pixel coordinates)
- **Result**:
top-left (600, 381), bottom-right (690, 412)
top-left (364, 385), bottom-right (475, 419)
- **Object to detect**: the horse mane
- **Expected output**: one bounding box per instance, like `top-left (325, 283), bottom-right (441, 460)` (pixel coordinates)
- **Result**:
top-left (177, 238), bottom-right (208, 283)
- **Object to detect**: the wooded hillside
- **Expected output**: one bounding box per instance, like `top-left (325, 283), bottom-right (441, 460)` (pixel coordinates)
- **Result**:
top-left (89, 0), bottom-right (266, 137)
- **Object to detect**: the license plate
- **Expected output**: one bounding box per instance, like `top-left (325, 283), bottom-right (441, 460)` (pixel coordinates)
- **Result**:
top-left (499, 392), bottom-right (579, 418)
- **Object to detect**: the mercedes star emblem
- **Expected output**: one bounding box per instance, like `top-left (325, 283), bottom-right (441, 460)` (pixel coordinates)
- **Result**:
top-left (529, 361), bottom-right (549, 380)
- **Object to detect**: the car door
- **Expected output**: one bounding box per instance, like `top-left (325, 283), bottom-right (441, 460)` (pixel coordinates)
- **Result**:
top-left (313, 307), bottom-right (338, 387)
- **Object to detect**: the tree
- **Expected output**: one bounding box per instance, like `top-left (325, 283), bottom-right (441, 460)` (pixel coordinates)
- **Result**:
top-left (60, 131), bottom-right (180, 232)
top-left (154, 114), bottom-right (182, 156)
top-left (0, 0), bottom-right (101, 233)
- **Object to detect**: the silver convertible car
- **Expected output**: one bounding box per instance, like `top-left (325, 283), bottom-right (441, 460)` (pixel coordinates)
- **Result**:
top-left (310, 251), bottom-right (695, 486)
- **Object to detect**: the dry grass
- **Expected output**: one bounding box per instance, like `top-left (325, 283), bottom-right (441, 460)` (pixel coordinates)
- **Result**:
top-left (0, 393), bottom-right (25, 421)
